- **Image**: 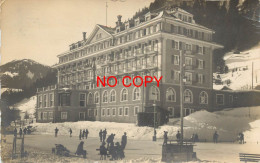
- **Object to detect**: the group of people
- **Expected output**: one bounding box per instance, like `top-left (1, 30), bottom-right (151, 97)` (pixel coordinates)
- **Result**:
top-left (14, 127), bottom-right (31, 138)
top-left (191, 133), bottom-right (199, 142)
top-left (99, 132), bottom-right (127, 160)
top-left (99, 129), bottom-right (107, 142)
top-left (238, 132), bottom-right (245, 144)
top-left (79, 129), bottom-right (89, 140)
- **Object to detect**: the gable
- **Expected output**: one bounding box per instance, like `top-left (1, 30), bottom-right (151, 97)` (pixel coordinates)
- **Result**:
top-left (87, 25), bottom-right (112, 44)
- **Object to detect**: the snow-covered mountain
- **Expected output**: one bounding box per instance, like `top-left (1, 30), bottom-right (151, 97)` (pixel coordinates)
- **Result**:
top-left (0, 59), bottom-right (54, 89)
top-left (214, 46), bottom-right (260, 90)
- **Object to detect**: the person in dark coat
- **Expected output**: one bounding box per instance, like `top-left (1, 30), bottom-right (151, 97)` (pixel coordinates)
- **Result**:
top-left (213, 131), bottom-right (219, 143)
top-left (106, 134), bottom-right (112, 148)
top-left (109, 142), bottom-right (116, 161)
top-left (23, 128), bottom-right (27, 135)
top-left (103, 129), bottom-right (107, 142)
top-left (55, 127), bottom-right (59, 137)
top-left (69, 128), bottom-right (72, 137)
top-left (195, 133), bottom-right (199, 142)
top-left (85, 129), bottom-right (89, 139)
top-left (82, 129), bottom-right (85, 139)
top-left (19, 128), bottom-right (23, 138)
top-left (121, 132), bottom-right (127, 150)
top-left (99, 142), bottom-right (107, 160)
top-left (176, 131), bottom-right (181, 142)
top-left (75, 141), bottom-right (86, 158)
top-left (14, 128), bottom-right (17, 137)
top-left (115, 142), bottom-right (125, 160)
top-left (79, 129), bottom-right (82, 140)
top-left (99, 130), bottom-right (103, 142)
top-left (163, 131), bottom-right (168, 145)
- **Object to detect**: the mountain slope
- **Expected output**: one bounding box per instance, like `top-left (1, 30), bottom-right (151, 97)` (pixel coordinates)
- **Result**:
top-left (0, 59), bottom-right (54, 89)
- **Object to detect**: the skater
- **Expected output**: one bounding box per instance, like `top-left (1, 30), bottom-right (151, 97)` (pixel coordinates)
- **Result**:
top-left (75, 141), bottom-right (87, 158)
top-left (121, 132), bottom-right (127, 150)
top-left (79, 129), bottom-right (82, 140)
top-left (99, 142), bottom-right (107, 160)
top-left (103, 129), bottom-right (107, 142)
top-left (213, 131), bottom-right (219, 143)
top-left (176, 131), bottom-right (181, 142)
top-left (55, 127), bottom-right (59, 137)
top-left (14, 128), bottom-right (17, 137)
top-left (163, 131), bottom-right (168, 145)
top-left (69, 128), bottom-right (72, 137)
top-left (85, 129), bottom-right (89, 139)
top-left (106, 134), bottom-right (113, 148)
top-left (109, 142), bottom-right (116, 161)
top-left (23, 128), bottom-right (27, 135)
top-left (19, 128), bottom-right (23, 138)
top-left (99, 130), bottom-right (103, 142)
top-left (82, 129), bottom-right (85, 139)
top-left (115, 142), bottom-right (125, 160)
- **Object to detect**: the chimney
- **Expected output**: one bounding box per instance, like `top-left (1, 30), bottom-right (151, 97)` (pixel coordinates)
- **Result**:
top-left (83, 32), bottom-right (86, 41)
top-left (116, 15), bottom-right (122, 27)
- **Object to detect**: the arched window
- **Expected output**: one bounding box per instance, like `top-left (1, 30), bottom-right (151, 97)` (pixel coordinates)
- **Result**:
top-left (199, 91), bottom-right (208, 104)
top-left (133, 87), bottom-right (141, 101)
top-left (184, 89), bottom-right (193, 103)
top-left (121, 88), bottom-right (128, 101)
top-left (149, 86), bottom-right (160, 101)
top-left (87, 93), bottom-right (93, 105)
top-left (102, 91), bottom-right (108, 103)
top-left (166, 87), bottom-right (176, 102)
top-left (94, 92), bottom-right (99, 104)
top-left (110, 89), bottom-right (116, 102)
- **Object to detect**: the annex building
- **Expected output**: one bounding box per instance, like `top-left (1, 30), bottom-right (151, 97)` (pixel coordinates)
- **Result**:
top-left (36, 7), bottom-right (230, 123)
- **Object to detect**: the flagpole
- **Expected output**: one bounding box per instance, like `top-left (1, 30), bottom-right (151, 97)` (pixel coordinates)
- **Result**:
top-left (180, 50), bottom-right (184, 145)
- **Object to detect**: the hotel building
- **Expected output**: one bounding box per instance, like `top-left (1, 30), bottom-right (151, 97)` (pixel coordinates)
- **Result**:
top-left (36, 8), bottom-right (226, 123)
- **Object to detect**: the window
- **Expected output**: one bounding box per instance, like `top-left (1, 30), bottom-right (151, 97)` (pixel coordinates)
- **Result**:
top-left (38, 112), bottom-right (42, 120)
top-left (121, 88), bottom-right (128, 101)
top-left (185, 72), bottom-right (192, 84)
top-left (216, 94), bottom-right (224, 105)
top-left (112, 108), bottom-right (116, 116)
top-left (133, 87), bottom-right (141, 101)
top-left (198, 46), bottom-right (203, 54)
top-left (110, 90), bottom-right (116, 102)
top-left (174, 55), bottom-right (179, 65)
top-left (172, 40), bottom-right (179, 50)
top-left (94, 109), bottom-right (98, 116)
top-left (49, 94), bottom-right (54, 107)
top-left (198, 60), bottom-right (204, 69)
top-left (61, 112), bottom-right (67, 120)
top-left (102, 108), bottom-right (106, 116)
top-left (185, 57), bottom-right (192, 66)
top-left (94, 92), bottom-right (99, 104)
top-left (39, 95), bottom-right (42, 108)
top-left (43, 94), bottom-right (47, 107)
top-left (48, 112), bottom-right (53, 120)
top-left (118, 107), bottom-right (123, 116)
top-left (43, 112), bottom-right (48, 120)
top-left (80, 93), bottom-right (86, 107)
top-left (134, 106), bottom-right (139, 116)
top-left (102, 91), bottom-right (108, 103)
top-left (87, 93), bottom-right (93, 105)
top-left (174, 71), bottom-right (180, 81)
top-left (79, 112), bottom-right (85, 120)
top-left (124, 107), bottom-right (129, 116)
top-left (198, 74), bottom-right (204, 84)
top-left (229, 95), bottom-right (233, 104)
top-left (149, 86), bottom-right (160, 101)
top-left (60, 94), bottom-right (70, 106)
top-left (186, 44), bottom-right (192, 51)
top-left (107, 108), bottom-right (110, 116)
top-left (168, 107), bottom-right (174, 117)
top-left (184, 89), bottom-right (193, 103)
top-left (199, 91), bottom-right (208, 104)
top-left (166, 88), bottom-right (176, 102)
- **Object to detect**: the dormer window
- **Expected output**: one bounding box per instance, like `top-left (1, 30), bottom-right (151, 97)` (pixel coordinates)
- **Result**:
top-left (145, 15), bottom-right (150, 21)
top-left (178, 14), bottom-right (182, 20)
top-left (116, 27), bottom-right (120, 33)
top-left (125, 24), bottom-right (129, 30)
top-left (135, 18), bottom-right (139, 26)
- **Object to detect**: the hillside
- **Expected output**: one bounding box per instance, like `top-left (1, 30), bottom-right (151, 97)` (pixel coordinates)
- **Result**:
top-left (213, 46), bottom-right (260, 90)
top-left (0, 59), bottom-right (54, 89)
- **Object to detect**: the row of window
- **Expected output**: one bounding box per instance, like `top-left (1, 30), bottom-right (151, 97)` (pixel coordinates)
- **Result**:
top-left (216, 94), bottom-right (233, 105)
top-left (170, 71), bottom-right (206, 84)
top-left (101, 106), bottom-right (140, 117)
top-left (38, 93), bottom-right (54, 108)
top-left (38, 112), bottom-right (53, 120)
top-left (171, 55), bottom-right (205, 69)
top-left (172, 40), bottom-right (208, 55)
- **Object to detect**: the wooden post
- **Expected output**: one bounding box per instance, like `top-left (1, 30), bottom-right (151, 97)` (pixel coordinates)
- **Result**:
top-left (21, 134), bottom-right (25, 158)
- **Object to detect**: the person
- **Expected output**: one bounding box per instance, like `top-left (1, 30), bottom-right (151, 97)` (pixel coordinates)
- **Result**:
top-left (213, 131), bottom-right (219, 143)
top-left (99, 142), bottom-right (107, 160)
top-left (163, 131), bottom-right (168, 145)
top-left (85, 129), bottom-right (89, 139)
top-left (55, 127), bottom-right (59, 137)
top-left (14, 128), bottom-right (17, 137)
top-left (99, 130), bottom-right (103, 142)
top-left (191, 133), bottom-right (195, 142)
top-left (115, 142), bottom-right (125, 160)
top-left (69, 128), bottom-right (72, 137)
top-left (83, 129), bottom-right (86, 139)
top-left (75, 141), bottom-right (87, 158)
top-left (19, 128), bottom-right (23, 138)
top-left (195, 133), bottom-right (199, 142)
top-left (176, 131), bottom-right (181, 142)
top-left (103, 129), bottom-right (107, 142)
top-left (121, 132), bottom-right (127, 150)
top-left (23, 128), bottom-right (27, 135)
top-left (79, 129), bottom-right (82, 140)
top-left (106, 134), bottom-right (112, 148)
top-left (109, 142), bottom-right (116, 161)
top-left (240, 133), bottom-right (245, 144)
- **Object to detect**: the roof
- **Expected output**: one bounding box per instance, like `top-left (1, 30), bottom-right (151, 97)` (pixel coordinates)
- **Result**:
top-left (97, 24), bottom-right (115, 34)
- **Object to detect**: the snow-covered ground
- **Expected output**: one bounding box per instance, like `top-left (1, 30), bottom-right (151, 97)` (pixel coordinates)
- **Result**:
top-left (30, 106), bottom-right (260, 143)
top-left (13, 95), bottom-right (36, 119)
top-left (214, 46), bottom-right (260, 90)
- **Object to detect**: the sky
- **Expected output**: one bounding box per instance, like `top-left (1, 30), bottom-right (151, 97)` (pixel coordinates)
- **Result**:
top-left (1, 0), bottom-right (154, 66)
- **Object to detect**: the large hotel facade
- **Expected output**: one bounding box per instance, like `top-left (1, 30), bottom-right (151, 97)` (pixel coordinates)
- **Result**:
top-left (36, 8), bottom-right (230, 123)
